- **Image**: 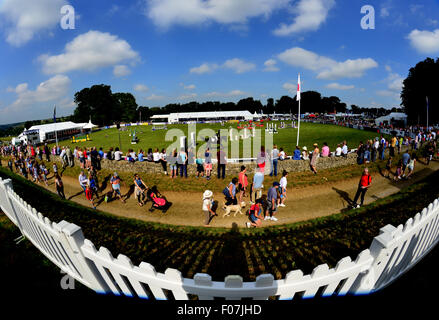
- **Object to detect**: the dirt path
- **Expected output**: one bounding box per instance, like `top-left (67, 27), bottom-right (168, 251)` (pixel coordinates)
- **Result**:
top-left (2, 158), bottom-right (439, 228)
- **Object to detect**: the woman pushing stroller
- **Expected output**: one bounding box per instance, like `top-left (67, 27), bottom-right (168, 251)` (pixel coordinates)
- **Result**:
top-left (133, 173), bottom-right (148, 206)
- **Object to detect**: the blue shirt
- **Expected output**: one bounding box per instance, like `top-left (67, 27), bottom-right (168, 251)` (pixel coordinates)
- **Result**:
top-left (402, 153), bottom-right (410, 165)
top-left (138, 153), bottom-right (144, 162)
top-left (253, 172), bottom-right (264, 189)
top-left (293, 149), bottom-right (301, 160)
top-left (267, 187), bottom-right (278, 202)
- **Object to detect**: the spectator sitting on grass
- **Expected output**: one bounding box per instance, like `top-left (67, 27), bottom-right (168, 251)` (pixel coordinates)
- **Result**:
top-left (321, 142), bottom-right (330, 157)
top-left (293, 146), bottom-right (301, 160)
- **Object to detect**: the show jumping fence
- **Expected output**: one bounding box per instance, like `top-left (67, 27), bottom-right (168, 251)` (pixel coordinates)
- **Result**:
top-left (1, 176), bottom-right (439, 300)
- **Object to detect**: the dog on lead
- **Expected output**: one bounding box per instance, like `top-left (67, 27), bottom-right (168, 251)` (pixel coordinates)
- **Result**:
top-left (222, 201), bottom-right (246, 217)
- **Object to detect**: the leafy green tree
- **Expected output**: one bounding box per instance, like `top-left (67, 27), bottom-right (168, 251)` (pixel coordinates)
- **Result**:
top-left (73, 85), bottom-right (116, 125)
top-left (401, 58), bottom-right (439, 125)
top-left (113, 93), bottom-right (138, 123)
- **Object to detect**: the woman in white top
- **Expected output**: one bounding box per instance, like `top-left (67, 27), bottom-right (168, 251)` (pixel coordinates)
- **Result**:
top-left (335, 144), bottom-right (342, 157)
top-left (279, 148), bottom-right (286, 160)
top-left (301, 146), bottom-right (309, 160)
top-left (153, 148), bottom-right (160, 163)
top-left (278, 170), bottom-right (288, 207)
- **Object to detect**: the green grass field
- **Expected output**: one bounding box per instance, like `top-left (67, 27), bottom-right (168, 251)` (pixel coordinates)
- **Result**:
top-left (50, 122), bottom-right (384, 157)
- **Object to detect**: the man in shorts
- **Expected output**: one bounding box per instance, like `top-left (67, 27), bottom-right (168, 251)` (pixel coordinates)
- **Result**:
top-left (265, 182), bottom-right (279, 221)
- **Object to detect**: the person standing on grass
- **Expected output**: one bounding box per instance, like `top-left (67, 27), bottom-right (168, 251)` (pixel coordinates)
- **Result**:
top-left (78, 170), bottom-right (88, 194)
top-left (265, 182), bottom-right (279, 221)
top-left (54, 174), bottom-right (65, 199)
top-left (224, 177), bottom-right (238, 206)
top-left (310, 143), bottom-right (319, 174)
top-left (238, 165), bottom-right (248, 204)
top-left (278, 170), bottom-right (288, 207)
top-left (178, 147), bottom-right (188, 178)
top-left (217, 147), bottom-right (227, 179)
top-left (204, 147), bottom-right (212, 180)
top-left (110, 172), bottom-right (125, 203)
top-left (352, 168), bottom-right (372, 209)
top-left (251, 167), bottom-right (264, 204)
top-left (168, 149), bottom-right (177, 179)
top-left (270, 145), bottom-right (279, 176)
top-left (405, 153), bottom-right (416, 179)
top-left (401, 150), bottom-right (410, 175)
top-left (202, 190), bottom-right (217, 227)
top-left (85, 184), bottom-right (96, 209)
top-left (383, 156), bottom-right (392, 178)
top-left (196, 155), bottom-right (204, 178)
top-left (133, 174), bottom-right (147, 206)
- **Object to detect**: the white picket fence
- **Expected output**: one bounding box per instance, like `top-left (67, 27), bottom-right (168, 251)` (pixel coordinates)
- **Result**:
top-left (1, 176), bottom-right (439, 300)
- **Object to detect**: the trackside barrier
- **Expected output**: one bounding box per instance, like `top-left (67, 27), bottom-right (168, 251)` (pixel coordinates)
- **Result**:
top-left (0, 177), bottom-right (439, 300)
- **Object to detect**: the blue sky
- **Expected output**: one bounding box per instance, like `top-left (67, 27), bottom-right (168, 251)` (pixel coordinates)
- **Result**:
top-left (0, 0), bottom-right (439, 124)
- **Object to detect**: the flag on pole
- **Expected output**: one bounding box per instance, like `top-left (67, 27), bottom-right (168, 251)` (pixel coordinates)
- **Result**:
top-left (53, 106), bottom-right (56, 123)
top-left (297, 74), bottom-right (301, 101)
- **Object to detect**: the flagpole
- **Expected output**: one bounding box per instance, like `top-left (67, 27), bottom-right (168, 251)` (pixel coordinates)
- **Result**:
top-left (296, 74), bottom-right (301, 146)
top-left (54, 105), bottom-right (59, 148)
top-left (426, 96), bottom-right (429, 131)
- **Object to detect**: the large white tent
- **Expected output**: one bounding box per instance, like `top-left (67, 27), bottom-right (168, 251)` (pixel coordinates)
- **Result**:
top-left (374, 112), bottom-right (407, 126)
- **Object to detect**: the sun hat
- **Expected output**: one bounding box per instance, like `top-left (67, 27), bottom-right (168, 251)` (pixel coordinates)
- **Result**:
top-left (313, 143), bottom-right (318, 147)
top-left (203, 190), bottom-right (213, 199)
top-left (302, 146), bottom-right (307, 151)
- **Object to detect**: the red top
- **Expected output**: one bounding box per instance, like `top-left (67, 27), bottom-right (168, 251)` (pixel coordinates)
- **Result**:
top-left (239, 171), bottom-right (248, 187)
top-left (360, 174), bottom-right (372, 187)
top-left (86, 188), bottom-right (93, 200)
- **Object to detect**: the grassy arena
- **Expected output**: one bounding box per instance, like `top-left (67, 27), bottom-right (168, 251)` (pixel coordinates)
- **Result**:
top-left (51, 122), bottom-right (383, 156)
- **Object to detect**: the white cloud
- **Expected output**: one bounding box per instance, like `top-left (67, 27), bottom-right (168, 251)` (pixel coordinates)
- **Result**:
top-left (146, 94), bottom-right (166, 101)
top-left (39, 30), bottom-right (139, 74)
top-left (190, 58), bottom-right (255, 74)
top-left (326, 83), bottom-right (355, 90)
top-left (317, 58), bottom-right (378, 80)
top-left (223, 58), bottom-right (255, 74)
top-left (190, 63), bottom-right (219, 74)
top-left (145, 0), bottom-right (289, 29)
top-left (178, 93), bottom-right (198, 100)
top-left (113, 65), bottom-right (131, 77)
top-left (9, 75), bottom-right (71, 107)
top-left (0, 0), bottom-right (68, 46)
top-left (263, 59), bottom-right (279, 72)
top-left (282, 82), bottom-right (297, 94)
top-left (0, 75), bottom-right (72, 123)
top-left (183, 84), bottom-right (196, 90)
top-left (277, 47), bottom-right (378, 80)
top-left (204, 90), bottom-right (246, 98)
top-left (376, 67), bottom-right (404, 99)
top-left (407, 29), bottom-right (439, 54)
top-left (134, 84), bottom-right (149, 92)
top-left (273, 0), bottom-right (335, 36)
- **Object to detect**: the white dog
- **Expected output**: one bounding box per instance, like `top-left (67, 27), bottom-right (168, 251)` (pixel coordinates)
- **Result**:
top-left (222, 201), bottom-right (246, 217)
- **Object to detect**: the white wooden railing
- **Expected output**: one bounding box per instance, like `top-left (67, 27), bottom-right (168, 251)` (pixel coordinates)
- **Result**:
top-left (1, 176), bottom-right (439, 300)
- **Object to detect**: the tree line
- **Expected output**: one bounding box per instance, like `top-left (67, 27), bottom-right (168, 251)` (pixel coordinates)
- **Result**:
top-left (68, 84), bottom-right (397, 127)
